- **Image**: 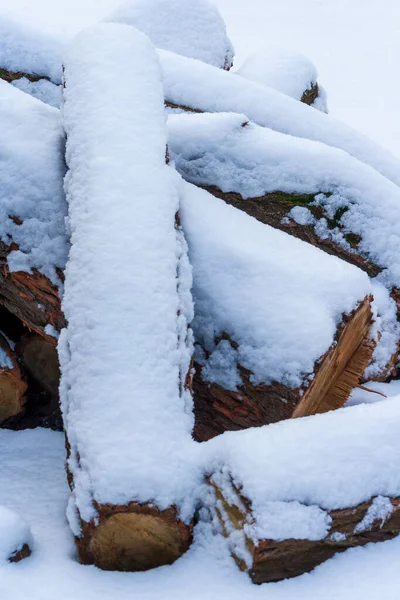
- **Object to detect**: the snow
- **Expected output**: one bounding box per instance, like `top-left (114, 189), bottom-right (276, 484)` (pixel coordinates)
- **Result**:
top-left (0, 16), bottom-right (62, 83)
top-left (11, 77), bottom-right (61, 107)
top-left (180, 182), bottom-right (371, 389)
top-left (106, 0), bottom-right (234, 69)
top-left (206, 396), bottom-right (400, 541)
top-left (61, 23), bottom-right (199, 524)
top-left (160, 49), bottom-right (400, 187)
top-left (235, 47), bottom-right (319, 102)
top-left (0, 80), bottom-right (68, 284)
top-left (169, 112), bottom-right (400, 289)
top-left (0, 505), bottom-right (32, 564)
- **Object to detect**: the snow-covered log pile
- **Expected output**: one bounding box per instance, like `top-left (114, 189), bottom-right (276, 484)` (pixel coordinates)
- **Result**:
top-left (61, 23), bottom-right (197, 572)
top-left (206, 398), bottom-right (400, 583)
top-left (181, 185), bottom-right (375, 441)
top-left (0, 0), bottom-right (400, 585)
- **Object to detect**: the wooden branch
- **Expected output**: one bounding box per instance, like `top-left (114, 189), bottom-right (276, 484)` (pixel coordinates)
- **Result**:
top-left (193, 297), bottom-right (375, 441)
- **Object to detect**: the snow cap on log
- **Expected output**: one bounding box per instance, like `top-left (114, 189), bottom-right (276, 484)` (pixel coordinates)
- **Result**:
top-left (235, 47), bottom-right (327, 112)
top-left (0, 16), bottom-right (62, 106)
top-left (206, 397), bottom-right (400, 582)
top-left (159, 50), bottom-right (400, 187)
top-left (180, 183), bottom-right (375, 438)
top-left (106, 0), bottom-right (234, 69)
top-left (61, 23), bottom-right (198, 570)
top-left (0, 505), bottom-right (32, 564)
top-left (169, 112), bottom-right (400, 379)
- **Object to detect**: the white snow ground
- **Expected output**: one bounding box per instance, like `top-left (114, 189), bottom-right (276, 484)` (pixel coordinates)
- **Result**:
top-left (1, 0), bottom-right (400, 598)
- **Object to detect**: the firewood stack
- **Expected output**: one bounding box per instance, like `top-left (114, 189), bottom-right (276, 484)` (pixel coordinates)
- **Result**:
top-left (0, 0), bottom-right (400, 581)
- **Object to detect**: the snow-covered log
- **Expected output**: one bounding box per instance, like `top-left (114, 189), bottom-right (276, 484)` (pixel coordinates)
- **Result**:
top-left (206, 399), bottom-right (400, 583)
top-left (61, 24), bottom-right (197, 572)
top-left (170, 112), bottom-right (400, 381)
top-left (0, 17), bottom-right (62, 107)
top-left (160, 50), bottom-right (400, 187)
top-left (0, 81), bottom-right (66, 338)
top-left (0, 506), bottom-right (32, 564)
top-left (106, 0), bottom-right (234, 69)
top-left (235, 48), bottom-right (327, 112)
top-left (180, 184), bottom-right (375, 441)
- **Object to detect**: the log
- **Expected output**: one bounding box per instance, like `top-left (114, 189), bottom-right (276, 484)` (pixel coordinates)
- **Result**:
top-left (211, 481), bottom-right (400, 584)
top-left (61, 24), bottom-right (196, 572)
top-left (181, 184), bottom-right (375, 442)
top-left (207, 399), bottom-right (400, 583)
top-left (0, 332), bottom-right (27, 424)
top-left (193, 296), bottom-right (375, 441)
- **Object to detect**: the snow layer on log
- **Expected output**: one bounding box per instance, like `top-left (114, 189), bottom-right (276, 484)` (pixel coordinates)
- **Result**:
top-left (0, 16), bottom-right (62, 83)
top-left (235, 47), bottom-right (322, 106)
top-left (169, 113), bottom-right (400, 288)
top-left (106, 0), bottom-right (234, 69)
top-left (0, 505), bottom-right (32, 564)
top-left (206, 396), bottom-right (400, 542)
top-left (180, 183), bottom-right (371, 390)
top-left (11, 77), bottom-right (61, 108)
top-left (0, 81), bottom-right (67, 284)
top-left (159, 50), bottom-right (400, 186)
top-left (61, 24), bottom-right (198, 523)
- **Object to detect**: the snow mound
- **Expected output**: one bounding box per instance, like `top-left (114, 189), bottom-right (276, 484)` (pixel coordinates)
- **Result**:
top-left (0, 505), bottom-right (32, 564)
top-left (0, 81), bottom-right (68, 284)
top-left (11, 77), bottom-right (62, 108)
top-left (0, 16), bottom-right (62, 83)
top-left (106, 0), bottom-right (234, 69)
top-left (160, 50), bottom-right (400, 186)
top-left (236, 47), bottom-right (318, 101)
top-left (61, 23), bottom-right (199, 525)
top-left (180, 182), bottom-right (371, 389)
top-left (206, 396), bottom-right (400, 541)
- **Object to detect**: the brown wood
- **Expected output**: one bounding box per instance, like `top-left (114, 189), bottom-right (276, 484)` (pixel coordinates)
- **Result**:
top-left (0, 67), bottom-right (52, 84)
top-left (0, 332), bottom-right (28, 424)
top-left (301, 82), bottom-right (320, 106)
top-left (211, 481), bottom-right (400, 584)
top-left (0, 241), bottom-right (65, 337)
top-left (193, 296), bottom-right (374, 441)
top-left (76, 501), bottom-right (193, 572)
top-left (8, 543), bottom-right (32, 563)
top-left (16, 334), bottom-right (60, 397)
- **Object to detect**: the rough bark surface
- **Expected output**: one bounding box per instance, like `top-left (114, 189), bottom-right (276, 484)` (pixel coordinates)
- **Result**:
top-left (0, 67), bottom-right (51, 84)
top-left (0, 241), bottom-right (65, 336)
top-left (193, 297), bottom-right (374, 441)
top-left (211, 481), bottom-right (400, 584)
top-left (76, 502), bottom-right (193, 572)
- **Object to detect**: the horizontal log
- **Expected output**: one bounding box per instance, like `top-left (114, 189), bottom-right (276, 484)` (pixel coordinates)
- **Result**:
top-left (211, 480), bottom-right (400, 584)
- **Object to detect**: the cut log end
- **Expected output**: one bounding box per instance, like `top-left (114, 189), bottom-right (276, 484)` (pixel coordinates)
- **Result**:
top-left (211, 481), bottom-right (400, 584)
top-left (76, 505), bottom-right (193, 572)
top-left (0, 333), bottom-right (27, 423)
top-left (292, 295), bottom-right (375, 418)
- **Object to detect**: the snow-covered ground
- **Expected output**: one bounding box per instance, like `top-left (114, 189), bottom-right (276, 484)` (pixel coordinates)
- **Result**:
top-left (0, 0), bottom-right (399, 155)
top-left (1, 1), bottom-right (400, 599)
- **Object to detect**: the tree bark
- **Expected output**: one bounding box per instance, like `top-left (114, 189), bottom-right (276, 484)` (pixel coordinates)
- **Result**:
top-left (194, 296), bottom-right (375, 441)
